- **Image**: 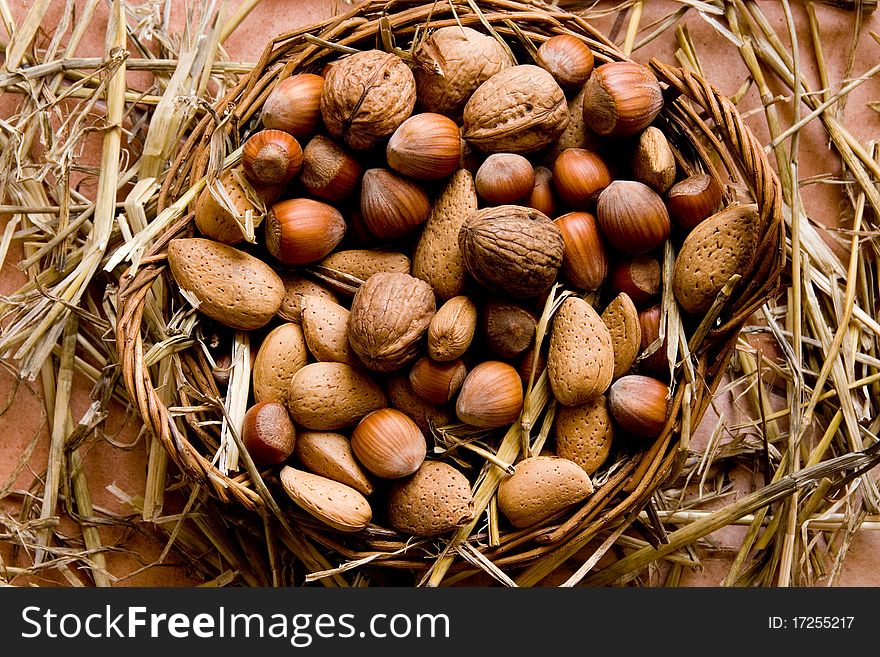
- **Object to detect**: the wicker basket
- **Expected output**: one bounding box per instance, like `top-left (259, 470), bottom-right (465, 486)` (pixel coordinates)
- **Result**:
top-left (115, 0), bottom-right (785, 585)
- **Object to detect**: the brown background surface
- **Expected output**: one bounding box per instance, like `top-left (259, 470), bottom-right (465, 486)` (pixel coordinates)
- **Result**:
top-left (0, 0), bottom-right (878, 586)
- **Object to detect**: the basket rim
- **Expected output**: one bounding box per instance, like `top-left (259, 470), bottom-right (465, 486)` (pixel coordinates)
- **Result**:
top-left (114, 0), bottom-right (786, 582)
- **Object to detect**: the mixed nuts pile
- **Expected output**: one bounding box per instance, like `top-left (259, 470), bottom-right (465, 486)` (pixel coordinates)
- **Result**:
top-left (167, 27), bottom-right (760, 539)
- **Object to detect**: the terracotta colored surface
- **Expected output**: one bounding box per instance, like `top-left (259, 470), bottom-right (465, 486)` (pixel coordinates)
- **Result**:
top-left (0, 0), bottom-right (878, 587)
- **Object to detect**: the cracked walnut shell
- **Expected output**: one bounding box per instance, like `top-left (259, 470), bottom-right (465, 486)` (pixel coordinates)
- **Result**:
top-left (320, 49), bottom-right (417, 150)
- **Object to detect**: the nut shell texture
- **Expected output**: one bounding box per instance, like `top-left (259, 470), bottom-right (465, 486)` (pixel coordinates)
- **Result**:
top-left (553, 397), bottom-right (614, 475)
top-left (287, 362), bottom-right (388, 430)
top-left (167, 238), bottom-right (283, 331)
top-left (582, 61), bottom-right (663, 137)
top-left (348, 272), bottom-right (436, 372)
top-left (548, 297), bottom-right (614, 406)
top-left (497, 456), bottom-right (593, 529)
top-left (388, 461), bottom-right (475, 536)
top-left (351, 408), bottom-right (427, 479)
top-left (462, 65), bottom-right (569, 154)
top-left (673, 204), bottom-right (759, 314)
top-left (459, 205), bottom-right (564, 298)
top-left (280, 466), bottom-right (371, 533)
top-left (295, 431), bottom-right (375, 496)
top-left (253, 322), bottom-right (309, 404)
top-left (414, 25), bottom-right (513, 119)
top-left (320, 49), bottom-right (416, 150)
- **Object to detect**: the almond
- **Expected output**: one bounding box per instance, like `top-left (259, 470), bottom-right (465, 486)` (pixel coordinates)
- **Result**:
top-left (253, 322), bottom-right (309, 404)
top-left (600, 292), bottom-right (642, 379)
top-left (300, 294), bottom-right (356, 365)
top-left (547, 297), bottom-right (614, 406)
top-left (279, 466), bottom-right (371, 532)
top-left (497, 455), bottom-right (593, 529)
top-left (553, 396), bottom-right (614, 475)
top-left (277, 272), bottom-right (337, 323)
top-left (412, 169), bottom-right (479, 301)
top-left (167, 238), bottom-right (284, 331)
top-left (295, 431), bottom-right (374, 495)
top-left (348, 272), bottom-right (436, 372)
top-left (673, 203), bottom-right (760, 314)
top-left (287, 362), bottom-right (387, 430)
top-left (388, 461), bottom-right (475, 537)
top-left (428, 295), bottom-right (478, 362)
top-left (317, 249), bottom-right (411, 294)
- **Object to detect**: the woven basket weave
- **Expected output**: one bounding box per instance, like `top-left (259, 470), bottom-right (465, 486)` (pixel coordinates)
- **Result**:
top-left (115, 0), bottom-right (785, 584)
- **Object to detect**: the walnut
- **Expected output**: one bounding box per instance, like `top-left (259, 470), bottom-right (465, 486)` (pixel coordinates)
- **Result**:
top-left (462, 64), bottom-right (569, 154)
top-left (413, 25), bottom-right (513, 120)
top-left (458, 205), bottom-right (564, 298)
top-left (348, 272), bottom-right (437, 372)
top-left (320, 50), bottom-right (417, 151)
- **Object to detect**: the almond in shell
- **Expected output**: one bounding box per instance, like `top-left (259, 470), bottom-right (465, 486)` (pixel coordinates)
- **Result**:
top-left (280, 466), bottom-right (371, 532)
top-left (253, 322), bottom-right (309, 405)
top-left (287, 362), bottom-right (388, 430)
top-left (600, 292), bottom-right (642, 379)
top-left (553, 396), bottom-right (614, 475)
top-left (673, 203), bottom-right (760, 314)
top-left (428, 295), bottom-right (478, 362)
top-left (317, 249), bottom-right (411, 295)
top-left (295, 431), bottom-right (374, 496)
top-left (497, 455), bottom-right (594, 529)
top-left (277, 272), bottom-right (337, 323)
top-left (167, 238), bottom-right (284, 331)
top-left (300, 294), bottom-right (356, 365)
top-left (388, 461), bottom-right (475, 537)
top-left (547, 297), bottom-right (614, 406)
top-left (412, 169), bottom-right (479, 301)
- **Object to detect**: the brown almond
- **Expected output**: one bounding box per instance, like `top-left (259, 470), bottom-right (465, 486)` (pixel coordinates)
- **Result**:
top-left (553, 396), bottom-right (614, 475)
top-left (547, 297), bottom-right (614, 406)
top-left (412, 169), bottom-right (480, 301)
top-left (277, 272), bottom-right (337, 323)
top-left (300, 294), bottom-right (356, 365)
top-left (253, 322), bottom-right (308, 405)
top-left (673, 203), bottom-right (760, 314)
top-left (280, 466), bottom-right (371, 532)
top-left (295, 431), bottom-right (374, 496)
top-left (600, 292), bottom-right (642, 379)
top-left (287, 362), bottom-right (388, 430)
top-left (428, 295), bottom-right (478, 362)
top-left (317, 249), bottom-right (411, 295)
top-left (167, 238), bottom-right (284, 331)
top-left (497, 455), bottom-right (593, 529)
top-left (388, 461), bottom-right (475, 537)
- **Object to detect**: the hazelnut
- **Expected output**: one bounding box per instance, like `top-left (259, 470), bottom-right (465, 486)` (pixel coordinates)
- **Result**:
top-left (455, 360), bottom-right (524, 429)
top-left (582, 61), bottom-right (664, 137)
top-left (409, 356), bottom-right (467, 405)
top-left (607, 374), bottom-right (669, 438)
top-left (387, 113), bottom-right (462, 181)
top-left (554, 211), bottom-right (608, 291)
top-left (261, 73), bottom-right (324, 138)
top-left (596, 180), bottom-right (670, 255)
top-left (608, 255), bottom-right (662, 307)
top-left (666, 173), bottom-right (723, 230)
top-left (351, 408), bottom-right (427, 479)
top-left (242, 129), bottom-right (303, 186)
top-left (552, 147), bottom-right (612, 208)
top-left (525, 165), bottom-right (558, 217)
top-left (535, 34), bottom-right (595, 90)
top-left (265, 198), bottom-right (346, 265)
top-left (241, 401), bottom-right (297, 466)
top-left (475, 153), bottom-right (535, 205)
top-left (360, 168), bottom-right (431, 239)
top-left (299, 135), bottom-right (363, 202)
top-left (638, 303), bottom-right (668, 376)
